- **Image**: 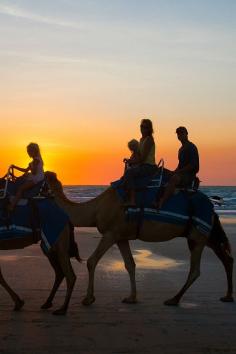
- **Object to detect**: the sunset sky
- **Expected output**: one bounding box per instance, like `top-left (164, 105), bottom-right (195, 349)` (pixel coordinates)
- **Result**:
top-left (0, 0), bottom-right (235, 185)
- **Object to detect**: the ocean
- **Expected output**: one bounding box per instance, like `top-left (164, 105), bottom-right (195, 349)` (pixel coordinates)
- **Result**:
top-left (64, 185), bottom-right (236, 216)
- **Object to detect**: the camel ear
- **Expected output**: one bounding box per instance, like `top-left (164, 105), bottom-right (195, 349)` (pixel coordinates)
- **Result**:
top-left (45, 171), bottom-right (57, 183)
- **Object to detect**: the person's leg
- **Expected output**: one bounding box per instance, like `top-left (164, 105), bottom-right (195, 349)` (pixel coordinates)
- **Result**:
top-left (123, 164), bottom-right (158, 206)
top-left (157, 174), bottom-right (181, 209)
top-left (125, 189), bottom-right (136, 206)
top-left (123, 167), bottom-right (137, 206)
top-left (124, 164), bottom-right (158, 206)
top-left (9, 181), bottom-right (35, 210)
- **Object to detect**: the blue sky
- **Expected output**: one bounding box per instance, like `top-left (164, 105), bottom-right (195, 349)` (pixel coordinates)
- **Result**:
top-left (0, 0), bottom-right (235, 184)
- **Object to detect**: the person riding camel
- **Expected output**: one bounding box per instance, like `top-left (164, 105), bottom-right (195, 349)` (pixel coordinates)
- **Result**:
top-left (123, 139), bottom-right (140, 172)
top-left (123, 119), bottom-right (157, 206)
top-left (157, 126), bottom-right (199, 209)
top-left (9, 143), bottom-right (44, 210)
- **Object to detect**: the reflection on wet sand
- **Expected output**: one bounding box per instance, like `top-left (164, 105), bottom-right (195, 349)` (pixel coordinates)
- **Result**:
top-left (0, 255), bottom-right (40, 262)
top-left (180, 302), bottom-right (199, 309)
top-left (220, 216), bottom-right (236, 224)
top-left (107, 249), bottom-right (184, 271)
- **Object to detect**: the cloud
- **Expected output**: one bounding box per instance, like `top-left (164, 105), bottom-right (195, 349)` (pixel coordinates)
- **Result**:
top-left (0, 50), bottom-right (87, 65)
top-left (0, 3), bottom-right (81, 29)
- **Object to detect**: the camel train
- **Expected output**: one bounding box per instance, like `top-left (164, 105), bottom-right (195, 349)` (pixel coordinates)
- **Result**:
top-left (0, 170), bottom-right (234, 315)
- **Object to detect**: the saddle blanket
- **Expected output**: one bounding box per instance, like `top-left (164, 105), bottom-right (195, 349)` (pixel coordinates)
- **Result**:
top-left (0, 178), bottom-right (44, 198)
top-left (111, 176), bottom-right (214, 236)
top-left (0, 199), bottom-right (69, 251)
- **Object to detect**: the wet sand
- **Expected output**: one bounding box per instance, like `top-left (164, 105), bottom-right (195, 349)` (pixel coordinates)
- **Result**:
top-left (0, 219), bottom-right (235, 354)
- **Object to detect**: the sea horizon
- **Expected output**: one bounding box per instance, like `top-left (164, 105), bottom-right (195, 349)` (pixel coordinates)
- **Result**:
top-left (64, 184), bottom-right (236, 187)
top-left (63, 185), bottom-right (236, 216)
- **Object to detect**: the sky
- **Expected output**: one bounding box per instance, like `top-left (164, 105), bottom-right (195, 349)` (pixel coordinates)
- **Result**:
top-left (0, 0), bottom-right (235, 185)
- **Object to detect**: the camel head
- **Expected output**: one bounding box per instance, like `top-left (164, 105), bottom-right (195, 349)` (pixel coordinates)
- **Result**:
top-left (45, 171), bottom-right (64, 196)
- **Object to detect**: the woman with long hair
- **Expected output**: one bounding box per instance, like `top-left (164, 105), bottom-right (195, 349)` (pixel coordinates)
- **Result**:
top-left (123, 119), bottom-right (157, 206)
top-left (9, 143), bottom-right (44, 210)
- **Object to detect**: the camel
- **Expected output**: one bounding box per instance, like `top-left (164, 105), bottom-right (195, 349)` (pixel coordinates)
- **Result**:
top-left (45, 171), bottom-right (234, 307)
top-left (0, 214), bottom-right (80, 315)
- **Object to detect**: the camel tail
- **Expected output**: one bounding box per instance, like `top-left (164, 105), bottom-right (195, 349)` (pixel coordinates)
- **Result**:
top-left (209, 213), bottom-right (232, 256)
top-left (69, 223), bottom-right (83, 263)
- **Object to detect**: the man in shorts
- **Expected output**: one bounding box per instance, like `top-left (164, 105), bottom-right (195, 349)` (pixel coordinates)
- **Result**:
top-left (158, 126), bottom-right (199, 209)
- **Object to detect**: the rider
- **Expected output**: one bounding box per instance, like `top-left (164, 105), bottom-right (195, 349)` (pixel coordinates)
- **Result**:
top-left (123, 139), bottom-right (140, 171)
top-left (9, 143), bottom-right (44, 210)
top-left (157, 126), bottom-right (199, 209)
top-left (123, 119), bottom-right (157, 206)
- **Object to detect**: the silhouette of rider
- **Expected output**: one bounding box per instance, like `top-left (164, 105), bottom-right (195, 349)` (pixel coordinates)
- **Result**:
top-left (158, 126), bottom-right (199, 209)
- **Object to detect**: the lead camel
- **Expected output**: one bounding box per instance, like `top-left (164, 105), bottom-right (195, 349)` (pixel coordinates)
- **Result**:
top-left (46, 171), bottom-right (234, 306)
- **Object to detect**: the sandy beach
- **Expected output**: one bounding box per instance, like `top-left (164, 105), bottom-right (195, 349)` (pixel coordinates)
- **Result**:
top-left (0, 218), bottom-right (235, 354)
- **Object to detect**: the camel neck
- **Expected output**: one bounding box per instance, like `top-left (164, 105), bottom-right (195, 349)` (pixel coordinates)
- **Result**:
top-left (53, 194), bottom-right (97, 227)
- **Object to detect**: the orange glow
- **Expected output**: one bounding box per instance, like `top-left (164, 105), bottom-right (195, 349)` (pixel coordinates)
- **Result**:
top-left (0, 93), bottom-right (235, 186)
top-left (1, 135), bottom-right (235, 185)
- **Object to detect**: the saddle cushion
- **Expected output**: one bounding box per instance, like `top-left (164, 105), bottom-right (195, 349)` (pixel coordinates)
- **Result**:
top-left (0, 199), bottom-right (69, 251)
top-left (111, 175), bottom-right (214, 236)
top-left (111, 170), bottom-right (170, 207)
top-left (3, 179), bottom-right (45, 198)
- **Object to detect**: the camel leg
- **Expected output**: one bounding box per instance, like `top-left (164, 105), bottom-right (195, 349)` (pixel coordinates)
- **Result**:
top-left (208, 241), bottom-right (234, 302)
top-left (52, 252), bottom-right (76, 316)
top-left (164, 239), bottom-right (205, 306)
top-left (0, 266), bottom-right (24, 311)
top-left (117, 240), bottom-right (137, 303)
top-left (41, 254), bottom-right (64, 310)
top-left (82, 233), bottom-right (115, 306)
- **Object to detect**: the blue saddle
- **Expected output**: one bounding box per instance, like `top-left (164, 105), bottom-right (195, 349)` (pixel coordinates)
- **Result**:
top-left (2, 177), bottom-right (45, 198)
top-left (0, 198), bottom-right (69, 252)
top-left (111, 171), bottom-right (214, 236)
top-left (111, 168), bottom-right (170, 207)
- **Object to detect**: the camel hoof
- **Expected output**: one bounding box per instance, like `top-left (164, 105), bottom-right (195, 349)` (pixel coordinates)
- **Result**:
top-left (220, 295), bottom-right (234, 303)
top-left (41, 301), bottom-right (53, 309)
top-left (14, 299), bottom-right (25, 311)
top-left (52, 308), bottom-right (67, 316)
top-left (164, 298), bottom-right (179, 306)
top-left (82, 296), bottom-right (95, 306)
top-left (122, 297), bottom-right (137, 304)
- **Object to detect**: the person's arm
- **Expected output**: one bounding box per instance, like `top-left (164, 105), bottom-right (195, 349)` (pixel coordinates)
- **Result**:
top-left (11, 164), bottom-right (29, 173)
top-left (128, 152), bottom-right (141, 165)
top-left (139, 136), bottom-right (154, 163)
